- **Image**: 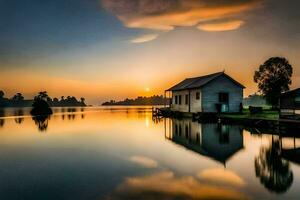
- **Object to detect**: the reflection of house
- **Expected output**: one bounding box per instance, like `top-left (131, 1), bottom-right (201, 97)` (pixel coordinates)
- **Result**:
top-left (165, 72), bottom-right (245, 113)
top-left (280, 137), bottom-right (300, 165)
top-left (281, 148), bottom-right (300, 165)
top-left (280, 88), bottom-right (300, 120)
top-left (165, 118), bottom-right (244, 165)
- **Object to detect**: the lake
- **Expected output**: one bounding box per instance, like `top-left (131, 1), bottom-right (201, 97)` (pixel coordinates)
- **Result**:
top-left (0, 106), bottom-right (299, 200)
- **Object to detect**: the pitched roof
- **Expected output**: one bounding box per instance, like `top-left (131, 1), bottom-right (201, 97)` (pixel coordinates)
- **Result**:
top-left (166, 72), bottom-right (245, 91)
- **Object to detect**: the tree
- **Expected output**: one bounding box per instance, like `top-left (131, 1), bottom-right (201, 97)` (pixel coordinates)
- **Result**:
top-left (254, 57), bottom-right (293, 108)
top-left (35, 91), bottom-right (50, 101)
top-left (12, 93), bottom-right (24, 101)
top-left (80, 97), bottom-right (86, 105)
top-left (31, 91), bottom-right (53, 116)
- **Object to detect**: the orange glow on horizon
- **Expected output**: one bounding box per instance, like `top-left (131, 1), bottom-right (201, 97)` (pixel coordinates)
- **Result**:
top-left (0, 68), bottom-right (274, 104)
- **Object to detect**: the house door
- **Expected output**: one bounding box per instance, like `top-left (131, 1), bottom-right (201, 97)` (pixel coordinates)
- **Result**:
top-left (219, 92), bottom-right (229, 112)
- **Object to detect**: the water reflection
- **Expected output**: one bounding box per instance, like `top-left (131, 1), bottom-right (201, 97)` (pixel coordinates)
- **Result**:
top-left (255, 138), bottom-right (293, 193)
top-left (67, 108), bottom-right (76, 120)
top-left (14, 109), bottom-right (24, 124)
top-left (61, 108), bottom-right (66, 120)
top-left (30, 107), bottom-right (87, 132)
top-left (1, 107), bottom-right (300, 199)
top-left (281, 138), bottom-right (300, 165)
top-left (32, 115), bottom-right (51, 132)
top-left (107, 170), bottom-right (248, 200)
top-left (165, 118), bottom-right (244, 165)
top-left (0, 109), bottom-right (4, 127)
top-left (81, 108), bottom-right (85, 119)
top-left (60, 107), bottom-right (85, 121)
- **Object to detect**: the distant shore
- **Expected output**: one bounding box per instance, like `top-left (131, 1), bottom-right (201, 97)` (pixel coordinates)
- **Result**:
top-left (102, 95), bottom-right (170, 106)
top-left (0, 92), bottom-right (86, 108)
top-left (101, 103), bottom-right (165, 106)
top-left (0, 100), bottom-right (86, 108)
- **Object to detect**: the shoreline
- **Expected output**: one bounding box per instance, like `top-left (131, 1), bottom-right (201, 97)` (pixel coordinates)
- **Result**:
top-left (157, 107), bottom-right (300, 126)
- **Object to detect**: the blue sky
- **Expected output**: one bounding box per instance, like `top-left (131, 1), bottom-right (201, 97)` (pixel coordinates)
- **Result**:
top-left (0, 0), bottom-right (300, 104)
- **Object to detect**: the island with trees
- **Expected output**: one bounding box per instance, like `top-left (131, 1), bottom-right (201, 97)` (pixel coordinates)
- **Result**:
top-left (0, 90), bottom-right (86, 107)
top-left (102, 95), bottom-right (170, 106)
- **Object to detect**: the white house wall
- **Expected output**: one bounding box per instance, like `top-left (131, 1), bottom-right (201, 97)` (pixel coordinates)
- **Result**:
top-left (171, 89), bottom-right (202, 113)
top-left (190, 89), bottom-right (202, 113)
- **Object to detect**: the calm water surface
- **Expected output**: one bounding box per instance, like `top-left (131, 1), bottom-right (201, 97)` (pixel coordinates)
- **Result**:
top-left (0, 106), bottom-right (299, 200)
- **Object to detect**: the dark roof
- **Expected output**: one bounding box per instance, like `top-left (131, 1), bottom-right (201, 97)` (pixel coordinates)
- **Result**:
top-left (281, 88), bottom-right (300, 97)
top-left (166, 72), bottom-right (245, 91)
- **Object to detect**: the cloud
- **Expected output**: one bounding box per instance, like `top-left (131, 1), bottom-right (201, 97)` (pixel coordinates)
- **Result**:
top-left (129, 155), bottom-right (158, 168)
top-left (106, 171), bottom-right (248, 200)
top-left (198, 168), bottom-right (246, 187)
top-left (102, 0), bottom-right (262, 31)
top-left (130, 34), bottom-right (159, 43)
top-left (198, 20), bottom-right (244, 32)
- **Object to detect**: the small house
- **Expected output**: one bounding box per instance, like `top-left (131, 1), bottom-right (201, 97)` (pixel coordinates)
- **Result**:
top-left (165, 72), bottom-right (245, 113)
top-left (280, 88), bottom-right (300, 120)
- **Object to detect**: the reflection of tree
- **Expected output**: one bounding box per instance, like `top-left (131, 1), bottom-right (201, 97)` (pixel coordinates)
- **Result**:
top-left (255, 139), bottom-right (293, 193)
top-left (67, 108), bottom-right (76, 120)
top-left (0, 119), bottom-right (4, 127)
top-left (81, 108), bottom-right (85, 119)
top-left (0, 109), bottom-right (4, 127)
top-left (14, 109), bottom-right (24, 124)
top-left (32, 115), bottom-right (51, 132)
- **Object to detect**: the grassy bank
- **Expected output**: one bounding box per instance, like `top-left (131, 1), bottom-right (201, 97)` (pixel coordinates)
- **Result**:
top-left (221, 109), bottom-right (279, 121)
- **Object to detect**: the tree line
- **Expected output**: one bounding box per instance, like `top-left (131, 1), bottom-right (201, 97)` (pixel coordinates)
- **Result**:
top-left (102, 95), bottom-right (170, 106)
top-left (0, 91), bottom-right (86, 107)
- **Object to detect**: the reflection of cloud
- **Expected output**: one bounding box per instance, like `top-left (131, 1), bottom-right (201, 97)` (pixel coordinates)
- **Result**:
top-left (131, 34), bottom-right (159, 43)
top-left (198, 168), bottom-right (245, 187)
top-left (198, 20), bottom-right (244, 32)
top-left (129, 156), bottom-right (158, 168)
top-left (102, 0), bottom-right (262, 32)
top-left (107, 171), bottom-right (248, 200)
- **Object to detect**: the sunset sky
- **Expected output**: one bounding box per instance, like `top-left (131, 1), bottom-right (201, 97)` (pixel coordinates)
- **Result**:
top-left (1, 0), bottom-right (300, 104)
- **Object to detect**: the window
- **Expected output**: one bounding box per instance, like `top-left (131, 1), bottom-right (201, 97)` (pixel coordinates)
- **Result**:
top-left (179, 95), bottom-right (182, 105)
top-left (185, 94), bottom-right (189, 105)
top-left (175, 96), bottom-right (178, 104)
top-left (295, 96), bottom-right (300, 103)
top-left (196, 92), bottom-right (200, 100)
top-left (219, 92), bottom-right (229, 103)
